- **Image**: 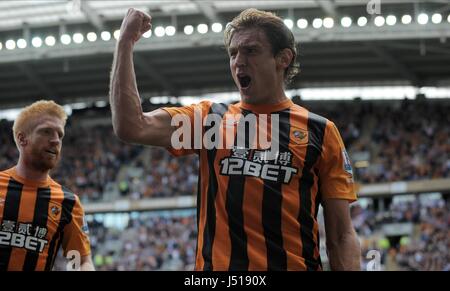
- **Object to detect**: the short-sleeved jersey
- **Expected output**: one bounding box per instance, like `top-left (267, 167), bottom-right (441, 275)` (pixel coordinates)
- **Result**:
top-left (0, 167), bottom-right (91, 271)
top-left (163, 98), bottom-right (356, 271)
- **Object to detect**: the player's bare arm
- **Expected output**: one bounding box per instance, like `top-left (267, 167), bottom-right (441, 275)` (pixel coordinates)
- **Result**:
top-left (109, 8), bottom-right (174, 146)
top-left (323, 198), bottom-right (361, 271)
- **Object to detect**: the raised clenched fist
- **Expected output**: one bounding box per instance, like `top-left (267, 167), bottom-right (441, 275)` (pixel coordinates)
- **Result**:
top-left (118, 8), bottom-right (152, 44)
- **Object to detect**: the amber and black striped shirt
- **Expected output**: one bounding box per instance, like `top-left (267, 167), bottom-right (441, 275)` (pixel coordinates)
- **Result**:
top-left (0, 167), bottom-right (91, 271)
top-left (163, 99), bottom-right (357, 271)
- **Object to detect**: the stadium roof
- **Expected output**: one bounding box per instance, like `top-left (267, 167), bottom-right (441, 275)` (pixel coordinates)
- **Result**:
top-left (0, 0), bottom-right (450, 108)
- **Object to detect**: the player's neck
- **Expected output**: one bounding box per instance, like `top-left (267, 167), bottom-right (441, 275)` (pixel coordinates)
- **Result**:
top-left (242, 90), bottom-right (288, 105)
top-left (16, 157), bottom-right (50, 182)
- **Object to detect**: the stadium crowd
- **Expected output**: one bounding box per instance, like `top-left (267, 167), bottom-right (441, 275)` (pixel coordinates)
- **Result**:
top-left (354, 197), bottom-right (449, 271)
top-left (51, 197), bottom-right (448, 271)
top-left (2, 99), bottom-right (448, 202)
top-left (307, 99), bottom-right (450, 184)
top-left (118, 147), bottom-right (198, 199)
top-left (53, 211), bottom-right (197, 271)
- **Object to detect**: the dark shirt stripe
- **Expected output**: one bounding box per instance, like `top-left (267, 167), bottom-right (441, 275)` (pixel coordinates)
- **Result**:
top-left (226, 109), bottom-right (252, 271)
top-left (0, 178), bottom-right (23, 271)
top-left (22, 187), bottom-right (51, 271)
top-left (44, 187), bottom-right (76, 271)
top-left (262, 109), bottom-right (290, 270)
top-left (201, 103), bottom-right (228, 270)
top-left (299, 112), bottom-right (326, 270)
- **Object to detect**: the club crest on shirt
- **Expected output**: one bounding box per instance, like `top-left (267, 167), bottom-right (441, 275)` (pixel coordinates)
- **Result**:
top-left (48, 202), bottom-right (62, 221)
top-left (290, 127), bottom-right (308, 145)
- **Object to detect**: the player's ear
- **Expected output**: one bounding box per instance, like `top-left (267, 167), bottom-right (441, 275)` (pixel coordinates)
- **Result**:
top-left (276, 48), bottom-right (293, 70)
top-left (17, 132), bottom-right (27, 147)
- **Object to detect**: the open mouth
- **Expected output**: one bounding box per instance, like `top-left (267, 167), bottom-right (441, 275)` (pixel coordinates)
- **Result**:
top-left (238, 74), bottom-right (252, 89)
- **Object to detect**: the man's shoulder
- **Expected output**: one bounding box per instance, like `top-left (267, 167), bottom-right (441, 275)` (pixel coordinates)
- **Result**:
top-left (0, 167), bottom-right (14, 181)
top-left (49, 179), bottom-right (79, 202)
top-left (308, 110), bottom-right (330, 127)
top-left (162, 100), bottom-right (216, 117)
top-left (0, 167), bottom-right (13, 174)
top-left (184, 100), bottom-right (231, 115)
top-left (197, 100), bottom-right (230, 113)
top-left (290, 104), bottom-right (330, 127)
top-left (0, 169), bottom-right (9, 176)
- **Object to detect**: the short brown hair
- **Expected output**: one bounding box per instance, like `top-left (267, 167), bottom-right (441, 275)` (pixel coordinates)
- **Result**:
top-left (224, 8), bottom-right (300, 84)
top-left (12, 100), bottom-right (67, 147)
